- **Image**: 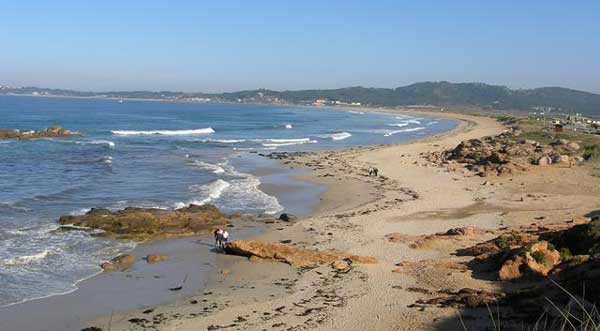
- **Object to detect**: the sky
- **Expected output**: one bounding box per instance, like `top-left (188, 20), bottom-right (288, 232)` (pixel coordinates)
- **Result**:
top-left (1, 0), bottom-right (599, 93)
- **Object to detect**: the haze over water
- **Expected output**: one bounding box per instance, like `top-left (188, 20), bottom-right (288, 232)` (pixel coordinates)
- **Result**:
top-left (0, 95), bottom-right (456, 307)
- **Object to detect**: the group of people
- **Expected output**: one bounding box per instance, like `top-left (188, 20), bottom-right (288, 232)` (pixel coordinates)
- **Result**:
top-left (213, 228), bottom-right (229, 248)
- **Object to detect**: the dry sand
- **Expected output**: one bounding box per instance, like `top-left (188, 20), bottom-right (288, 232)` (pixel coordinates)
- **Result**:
top-left (87, 110), bottom-right (600, 331)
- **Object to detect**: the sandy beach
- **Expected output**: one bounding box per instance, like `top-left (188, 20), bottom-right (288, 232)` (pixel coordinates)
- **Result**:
top-left (73, 109), bottom-right (600, 331)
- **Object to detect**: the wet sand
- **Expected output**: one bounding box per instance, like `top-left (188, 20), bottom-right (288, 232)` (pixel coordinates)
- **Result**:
top-left (90, 109), bottom-right (600, 330)
top-left (15, 108), bottom-right (589, 331)
top-left (0, 151), bottom-right (327, 331)
top-left (80, 110), bottom-right (502, 331)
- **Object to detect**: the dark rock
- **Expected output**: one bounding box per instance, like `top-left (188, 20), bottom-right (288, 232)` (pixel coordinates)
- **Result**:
top-left (278, 213), bottom-right (298, 222)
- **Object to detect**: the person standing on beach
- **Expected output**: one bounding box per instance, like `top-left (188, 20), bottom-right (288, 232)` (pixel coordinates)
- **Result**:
top-left (214, 228), bottom-right (223, 247)
top-left (222, 230), bottom-right (229, 246)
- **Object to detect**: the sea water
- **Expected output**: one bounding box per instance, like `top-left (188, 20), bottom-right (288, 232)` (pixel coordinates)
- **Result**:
top-left (0, 95), bottom-right (456, 307)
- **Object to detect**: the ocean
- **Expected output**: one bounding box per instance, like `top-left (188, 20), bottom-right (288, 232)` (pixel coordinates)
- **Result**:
top-left (0, 95), bottom-right (456, 307)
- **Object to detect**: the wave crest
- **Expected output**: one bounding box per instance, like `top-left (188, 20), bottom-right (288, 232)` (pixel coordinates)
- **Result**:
top-left (112, 128), bottom-right (215, 136)
top-left (192, 160), bottom-right (225, 174)
top-left (1, 250), bottom-right (52, 266)
top-left (384, 127), bottom-right (425, 137)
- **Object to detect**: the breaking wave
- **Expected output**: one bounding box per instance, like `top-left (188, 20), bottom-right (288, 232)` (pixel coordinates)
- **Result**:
top-left (174, 179), bottom-right (231, 209)
top-left (1, 250), bottom-right (52, 266)
top-left (196, 138), bottom-right (246, 144)
top-left (77, 140), bottom-right (115, 148)
top-left (192, 160), bottom-right (226, 174)
top-left (262, 138), bottom-right (318, 147)
top-left (316, 132), bottom-right (352, 141)
top-left (384, 127), bottom-right (426, 136)
top-left (112, 128), bottom-right (215, 136)
top-left (174, 163), bottom-right (283, 214)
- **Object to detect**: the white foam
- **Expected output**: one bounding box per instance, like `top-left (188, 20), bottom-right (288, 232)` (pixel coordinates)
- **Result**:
top-left (70, 208), bottom-right (91, 216)
top-left (266, 138), bottom-right (312, 143)
top-left (389, 123), bottom-right (409, 128)
top-left (426, 121), bottom-right (439, 126)
top-left (260, 137), bottom-right (318, 147)
top-left (101, 156), bottom-right (113, 164)
top-left (175, 163), bottom-right (283, 214)
top-left (89, 140), bottom-right (115, 148)
top-left (224, 175), bottom-right (283, 215)
top-left (192, 160), bottom-right (225, 174)
top-left (384, 127), bottom-right (426, 137)
top-left (174, 179), bottom-right (231, 209)
top-left (330, 132), bottom-right (352, 141)
top-left (284, 124), bottom-right (293, 129)
top-left (197, 138), bottom-right (246, 144)
top-left (262, 140), bottom-right (318, 147)
top-left (112, 128), bottom-right (215, 136)
top-left (2, 250), bottom-right (51, 266)
top-left (316, 132), bottom-right (352, 141)
top-left (75, 140), bottom-right (115, 148)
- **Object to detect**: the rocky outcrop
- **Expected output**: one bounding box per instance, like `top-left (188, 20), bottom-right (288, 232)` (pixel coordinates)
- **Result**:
top-left (145, 254), bottom-right (167, 264)
top-left (426, 130), bottom-right (589, 176)
top-left (58, 204), bottom-right (230, 241)
top-left (101, 254), bottom-right (135, 271)
top-left (458, 231), bottom-right (535, 263)
top-left (498, 241), bottom-right (561, 280)
top-left (0, 125), bottom-right (76, 140)
top-left (224, 239), bottom-right (377, 268)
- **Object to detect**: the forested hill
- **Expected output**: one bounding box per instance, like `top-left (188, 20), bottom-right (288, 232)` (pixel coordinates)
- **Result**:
top-left (2, 82), bottom-right (599, 116)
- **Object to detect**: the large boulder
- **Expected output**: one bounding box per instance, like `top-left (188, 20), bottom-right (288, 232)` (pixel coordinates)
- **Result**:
top-left (101, 254), bottom-right (135, 271)
top-left (58, 204), bottom-right (230, 241)
top-left (224, 239), bottom-right (377, 268)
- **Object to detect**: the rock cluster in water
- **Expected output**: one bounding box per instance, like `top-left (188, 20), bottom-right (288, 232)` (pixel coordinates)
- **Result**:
top-left (0, 125), bottom-right (76, 139)
top-left (58, 204), bottom-right (230, 241)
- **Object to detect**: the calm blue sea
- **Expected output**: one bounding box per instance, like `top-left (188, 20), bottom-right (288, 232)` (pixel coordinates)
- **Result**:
top-left (0, 95), bottom-right (456, 307)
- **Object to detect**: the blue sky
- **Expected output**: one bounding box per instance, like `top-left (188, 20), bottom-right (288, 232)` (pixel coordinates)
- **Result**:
top-left (1, 0), bottom-right (599, 93)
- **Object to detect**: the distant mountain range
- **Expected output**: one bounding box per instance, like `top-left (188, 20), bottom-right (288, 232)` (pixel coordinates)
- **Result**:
top-left (2, 81), bottom-right (600, 116)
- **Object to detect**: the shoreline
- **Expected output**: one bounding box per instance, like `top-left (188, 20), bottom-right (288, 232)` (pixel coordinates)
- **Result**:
top-left (0, 107), bottom-right (463, 331)
top-left (82, 110), bottom-right (495, 331)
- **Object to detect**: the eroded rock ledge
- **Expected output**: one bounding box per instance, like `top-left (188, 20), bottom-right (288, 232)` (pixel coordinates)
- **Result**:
top-left (58, 204), bottom-right (230, 241)
top-left (224, 239), bottom-right (377, 268)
